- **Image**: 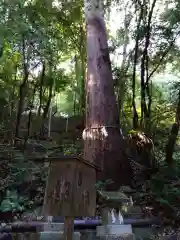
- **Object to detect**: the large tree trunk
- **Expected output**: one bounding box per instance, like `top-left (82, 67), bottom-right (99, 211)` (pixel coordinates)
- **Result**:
top-left (83, 0), bottom-right (132, 189)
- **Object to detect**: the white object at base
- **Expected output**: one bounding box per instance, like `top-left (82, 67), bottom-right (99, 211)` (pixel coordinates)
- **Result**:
top-left (97, 224), bottom-right (132, 236)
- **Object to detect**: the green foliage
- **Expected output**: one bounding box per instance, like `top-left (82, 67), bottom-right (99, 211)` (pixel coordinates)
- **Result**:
top-left (133, 161), bottom-right (180, 221)
top-left (0, 190), bottom-right (27, 212)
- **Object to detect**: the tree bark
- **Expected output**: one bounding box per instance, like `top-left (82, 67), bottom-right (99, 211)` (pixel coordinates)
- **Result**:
top-left (38, 62), bottom-right (45, 116)
top-left (118, 3), bottom-right (132, 120)
top-left (79, 24), bottom-right (86, 116)
top-left (15, 38), bottom-right (29, 142)
top-left (83, 0), bottom-right (132, 189)
top-left (132, 2), bottom-right (144, 129)
top-left (43, 82), bottom-right (53, 120)
top-left (166, 90), bottom-right (180, 166)
top-left (140, 0), bottom-right (157, 129)
top-left (24, 83), bottom-right (37, 149)
top-left (40, 60), bottom-right (54, 138)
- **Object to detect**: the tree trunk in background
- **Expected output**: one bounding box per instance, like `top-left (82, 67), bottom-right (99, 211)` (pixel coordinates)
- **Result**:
top-left (132, 2), bottom-right (144, 130)
top-left (79, 24), bottom-right (86, 116)
top-left (140, 0), bottom-right (157, 129)
top-left (15, 71), bottom-right (29, 142)
top-left (166, 90), bottom-right (180, 166)
top-left (38, 63), bottom-right (45, 116)
top-left (83, 0), bottom-right (132, 189)
top-left (40, 60), bottom-right (53, 138)
top-left (118, 3), bottom-right (132, 120)
top-left (47, 105), bottom-right (52, 138)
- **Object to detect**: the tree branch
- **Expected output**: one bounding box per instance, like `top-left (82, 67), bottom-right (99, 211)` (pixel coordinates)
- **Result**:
top-left (148, 39), bottom-right (176, 80)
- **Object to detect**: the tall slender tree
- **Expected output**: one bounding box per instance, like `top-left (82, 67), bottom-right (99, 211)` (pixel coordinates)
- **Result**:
top-left (166, 87), bottom-right (180, 166)
top-left (83, 0), bottom-right (132, 189)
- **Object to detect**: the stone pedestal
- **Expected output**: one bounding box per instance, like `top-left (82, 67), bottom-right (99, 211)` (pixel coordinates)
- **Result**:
top-left (97, 224), bottom-right (135, 240)
top-left (40, 231), bottom-right (81, 240)
top-left (41, 223), bottom-right (81, 240)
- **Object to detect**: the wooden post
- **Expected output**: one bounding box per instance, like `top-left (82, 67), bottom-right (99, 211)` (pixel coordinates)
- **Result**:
top-left (64, 216), bottom-right (74, 240)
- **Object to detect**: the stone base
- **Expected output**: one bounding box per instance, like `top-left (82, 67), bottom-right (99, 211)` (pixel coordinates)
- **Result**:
top-left (40, 231), bottom-right (80, 240)
top-left (97, 225), bottom-right (135, 240)
top-left (97, 225), bottom-right (133, 236)
top-left (98, 234), bottom-right (135, 240)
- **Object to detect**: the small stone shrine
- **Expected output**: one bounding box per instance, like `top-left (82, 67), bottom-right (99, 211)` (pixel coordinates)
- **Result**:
top-left (97, 190), bottom-right (135, 240)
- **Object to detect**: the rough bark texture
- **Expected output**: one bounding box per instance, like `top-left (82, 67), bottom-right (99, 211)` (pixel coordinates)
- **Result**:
top-left (83, 0), bottom-right (132, 189)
